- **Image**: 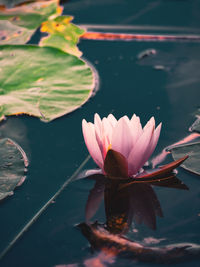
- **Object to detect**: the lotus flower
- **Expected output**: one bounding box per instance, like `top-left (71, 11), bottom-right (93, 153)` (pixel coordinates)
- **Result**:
top-left (82, 113), bottom-right (162, 177)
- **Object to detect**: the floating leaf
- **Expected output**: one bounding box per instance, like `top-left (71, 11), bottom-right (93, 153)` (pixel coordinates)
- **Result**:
top-left (0, 0), bottom-right (60, 44)
top-left (0, 20), bottom-right (34, 44)
top-left (40, 15), bottom-right (85, 57)
top-left (189, 116), bottom-right (200, 133)
top-left (0, 138), bottom-right (28, 201)
top-left (171, 142), bottom-right (200, 175)
top-left (0, 45), bottom-right (95, 122)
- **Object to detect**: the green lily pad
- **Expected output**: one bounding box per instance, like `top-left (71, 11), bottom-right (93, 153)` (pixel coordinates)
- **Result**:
top-left (171, 142), bottom-right (200, 175)
top-left (39, 15), bottom-right (85, 57)
top-left (0, 0), bottom-right (60, 44)
top-left (0, 138), bottom-right (28, 201)
top-left (0, 45), bottom-right (95, 122)
top-left (0, 20), bottom-right (34, 44)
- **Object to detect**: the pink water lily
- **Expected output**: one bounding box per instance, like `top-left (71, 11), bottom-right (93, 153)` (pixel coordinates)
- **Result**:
top-left (82, 113), bottom-right (162, 177)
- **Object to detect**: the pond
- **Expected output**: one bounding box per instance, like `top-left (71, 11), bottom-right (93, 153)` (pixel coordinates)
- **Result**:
top-left (0, 0), bottom-right (200, 266)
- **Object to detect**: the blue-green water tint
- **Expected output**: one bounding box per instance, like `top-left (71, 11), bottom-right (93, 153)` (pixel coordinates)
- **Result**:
top-left (65, 0), bottom-right (200, 29)
top-left (0, 0), bottom-right (200, 266)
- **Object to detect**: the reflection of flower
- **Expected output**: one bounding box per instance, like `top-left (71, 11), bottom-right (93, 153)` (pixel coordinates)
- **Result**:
top-left (82, 113), bottom-right (161, 176)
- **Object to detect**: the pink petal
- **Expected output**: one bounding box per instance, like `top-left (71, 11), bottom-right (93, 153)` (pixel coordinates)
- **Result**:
top-left (131, 113), bottom-right (137, 122)
top-left (135, 117), bottom-right (156, 165)
top-left (82, 119), bottom-right (103, 168)
top-left (94, 113), bottom-right (104, 157)
top-left (143, 117), bottom-right (155, 132)
top-left (149, 123), bottom-right (162, 158)
top-left (123, 115), bottom-right (130, 124)
top-left (102, 117), bottom-right (113, 144)
top-left (94, 114), bottom-right (115, 160)
top-left (140, 122), bottom-right (162, 167)
top-left (128, 122), bottom-right (155, 175)
top-left (130, 114), bottom-right (143, 146)
top-left (94, 113), bottom-right (102, 138)
top-left (112, 117), bottom-right (133, 158)
top-left (107, 114), bottom-right (117, 128)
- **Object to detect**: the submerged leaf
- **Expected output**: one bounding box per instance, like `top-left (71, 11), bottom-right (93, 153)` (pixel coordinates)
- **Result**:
top-left (0, 138), bottom-right (28, 201)
top-left (171, 142), bottom-right (200, 175)
top-left (0, 45), bottom-right (95, 122)
top-left (0, 0), bottom-right (60, 44)
top-left (78, 222), bottom-right (200, 264)
top-left (40, 15), bottom-right (85, 57)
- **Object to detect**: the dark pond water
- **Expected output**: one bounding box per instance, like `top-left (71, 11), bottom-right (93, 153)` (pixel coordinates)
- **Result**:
top-left (0, 0), bottom-right (200, 266)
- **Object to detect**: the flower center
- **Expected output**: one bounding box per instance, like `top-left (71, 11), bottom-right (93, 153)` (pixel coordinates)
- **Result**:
top-left (107, 143), bottom-right (112, 151)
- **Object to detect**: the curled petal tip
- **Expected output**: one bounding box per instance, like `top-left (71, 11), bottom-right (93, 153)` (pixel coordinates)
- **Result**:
top-left (82, 119), bottom-right (87, 126)
top-left (149, 116), bottom-right (155, 126)
top-left (155, 122), bottom-right (162, 135)
top-left (94, 113), bottom-right (101, 118)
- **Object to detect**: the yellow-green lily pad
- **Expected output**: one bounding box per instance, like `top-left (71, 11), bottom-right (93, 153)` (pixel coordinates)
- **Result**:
top-left (0, 45), bottom-right (95, 122)
top-left (0, 0), bottom-right (60, 44)
top-left (40, 15), bottom-right (85, 57)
